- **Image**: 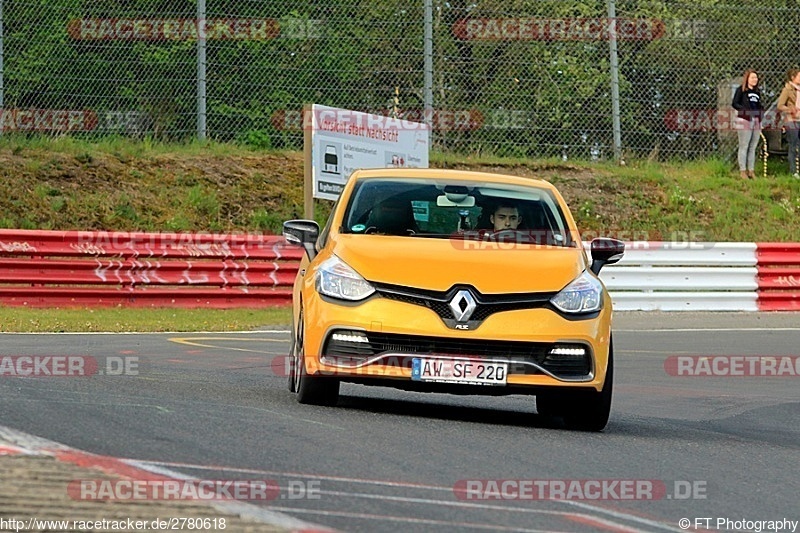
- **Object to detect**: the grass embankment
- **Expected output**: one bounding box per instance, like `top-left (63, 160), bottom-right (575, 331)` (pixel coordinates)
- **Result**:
top-left (0, 307), bottom-right (292, 333)
top-left (1, 135), bottom-right (799, 240)
top-left (0, 136), bottom-right (799, 332)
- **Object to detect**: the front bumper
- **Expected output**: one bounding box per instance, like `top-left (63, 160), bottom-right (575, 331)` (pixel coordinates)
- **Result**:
top-left (302, 292), bottom-right (612, 392)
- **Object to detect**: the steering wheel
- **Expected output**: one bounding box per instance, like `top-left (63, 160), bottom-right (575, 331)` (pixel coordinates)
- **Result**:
top-left (489, 229), bottom-right (518, 243)
top-left (363, 226), bottom-right (416, 236)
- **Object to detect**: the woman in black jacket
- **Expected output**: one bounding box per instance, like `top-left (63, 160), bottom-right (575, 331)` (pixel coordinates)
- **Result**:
top-left (731, 69), bottom-right (764, 179)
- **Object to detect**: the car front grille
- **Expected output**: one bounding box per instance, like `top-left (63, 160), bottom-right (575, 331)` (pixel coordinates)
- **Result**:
top-left (373, 282), bottom-right (556, 324)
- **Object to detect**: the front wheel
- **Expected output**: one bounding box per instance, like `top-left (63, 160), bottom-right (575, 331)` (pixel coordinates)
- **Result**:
top-left (537, 340), bottom-right (614, 432)
top-left (287, 314), bottom-right (298, 392)
top-left (292, 306), bottom-right (339, 406)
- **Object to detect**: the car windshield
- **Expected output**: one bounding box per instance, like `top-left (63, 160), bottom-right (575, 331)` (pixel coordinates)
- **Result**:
top-left (340, 178), bottom-right (575, 246)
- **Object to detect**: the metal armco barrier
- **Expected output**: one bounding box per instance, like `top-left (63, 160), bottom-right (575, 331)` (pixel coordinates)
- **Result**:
top-left (1, 231), bottom-right (799, 311)
top-left (599, 242), bottom-right (759, 311)
top-left (0, 229), bottom-right (302, 308)
top-left (602, 241), bottom-right (800, 311)
top-left (756, 243), bottom-right (800, 311)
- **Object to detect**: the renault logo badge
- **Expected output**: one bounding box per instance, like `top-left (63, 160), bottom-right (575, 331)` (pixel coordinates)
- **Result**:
top-left (449, 290), bottom-right (477, 322)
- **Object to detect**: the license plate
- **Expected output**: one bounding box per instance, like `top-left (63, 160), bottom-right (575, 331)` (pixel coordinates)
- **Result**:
top-left (411, 358), bottom-right (507, 386)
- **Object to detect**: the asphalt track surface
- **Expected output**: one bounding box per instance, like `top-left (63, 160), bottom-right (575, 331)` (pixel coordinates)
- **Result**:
top-left (1, 312), bottom-right (799, 533)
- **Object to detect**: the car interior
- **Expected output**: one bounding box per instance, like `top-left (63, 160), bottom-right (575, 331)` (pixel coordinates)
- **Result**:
top-left (365, 197), bottom-right (420, 235)
top-left (343, 179), bottom-right (572, 245)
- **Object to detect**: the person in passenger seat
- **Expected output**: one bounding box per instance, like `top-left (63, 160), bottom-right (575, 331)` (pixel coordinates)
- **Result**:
top-left (367, 198), bottom-right (418, 235)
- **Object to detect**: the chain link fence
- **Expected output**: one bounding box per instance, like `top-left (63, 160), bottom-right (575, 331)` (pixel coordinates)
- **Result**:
top-left (2, 0), bottom-right (798, 160)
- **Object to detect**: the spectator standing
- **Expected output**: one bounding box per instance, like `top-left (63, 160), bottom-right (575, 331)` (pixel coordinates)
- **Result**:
top-left (777, 68), bottom-right (800, 178)
top-left (732, 69), bottom-right (764, 179)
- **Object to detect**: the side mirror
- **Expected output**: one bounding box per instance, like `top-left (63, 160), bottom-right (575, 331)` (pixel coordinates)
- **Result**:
top-left (589, 238), bottom-right (624, 274)
top-left (283, 219), bottom-right (320, 260)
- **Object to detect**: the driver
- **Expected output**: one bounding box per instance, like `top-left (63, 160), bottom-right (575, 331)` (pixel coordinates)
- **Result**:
top-left (491, 203), bottom-right (522, 231)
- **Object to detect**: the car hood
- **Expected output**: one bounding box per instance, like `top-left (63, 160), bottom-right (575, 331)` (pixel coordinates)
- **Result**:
top-left (330, 234), bottom-right (587, 294)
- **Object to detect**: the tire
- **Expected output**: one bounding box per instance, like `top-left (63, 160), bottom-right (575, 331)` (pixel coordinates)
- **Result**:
top-left (292, 306), bottom-right (339, 406)
top-left (287, 314), bottom-right (297, 392)
top-left (534, 392), bottom-right (563, 418)
top-left (537, 339), bottom-right (614, 432)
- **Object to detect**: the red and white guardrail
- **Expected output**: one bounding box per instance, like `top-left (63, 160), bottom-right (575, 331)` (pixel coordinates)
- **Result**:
top-left (601, 242), bottom-right (799, 311)
top-left (0, 229), bottom-right (300, 308)
top-left (0, 230), bottom-right (797, 310)
top-left (755, 243), bottom-right (800, 311)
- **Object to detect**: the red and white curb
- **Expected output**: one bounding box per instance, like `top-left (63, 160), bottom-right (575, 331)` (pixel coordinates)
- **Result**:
top-left (0, 424), bottom-right (334, 533)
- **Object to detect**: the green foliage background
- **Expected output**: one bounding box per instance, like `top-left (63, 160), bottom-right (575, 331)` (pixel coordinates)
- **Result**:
top-left (4, 1), bottom-right (799, 158)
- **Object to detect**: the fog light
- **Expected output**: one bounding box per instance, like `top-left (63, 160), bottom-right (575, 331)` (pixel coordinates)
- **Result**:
top-left (331, 331), bottom-right (370, 344)
top-left (549, 346), bottom-right (586, 357)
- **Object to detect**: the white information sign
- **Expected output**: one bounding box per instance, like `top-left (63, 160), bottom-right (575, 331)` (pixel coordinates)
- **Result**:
top-left (310, 104), bottom-right (430, 201)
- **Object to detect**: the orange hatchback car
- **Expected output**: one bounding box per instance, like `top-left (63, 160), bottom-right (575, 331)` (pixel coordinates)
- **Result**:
top-left (283, 168), bottom-right (624, 431)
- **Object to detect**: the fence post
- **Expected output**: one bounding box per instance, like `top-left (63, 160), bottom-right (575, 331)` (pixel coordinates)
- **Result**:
top-left (0, 0), bottom-right (4, 136)
top-left (607, 0), bottom-right (622, 161)
top-left (197, 0), bottom-right (207, 140)
top-left (424, 0), bottom-right (433, 140)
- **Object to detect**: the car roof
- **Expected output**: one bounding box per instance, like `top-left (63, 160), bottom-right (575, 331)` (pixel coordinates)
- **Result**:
top-left (349, 168), bottom-right (558, 193)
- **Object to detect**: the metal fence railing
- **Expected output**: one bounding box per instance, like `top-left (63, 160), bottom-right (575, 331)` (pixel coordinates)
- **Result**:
top-left (2, 1), bottom-right (799, 160)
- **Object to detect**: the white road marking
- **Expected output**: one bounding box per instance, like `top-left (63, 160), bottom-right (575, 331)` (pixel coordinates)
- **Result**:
top-left (124, 459), bottom-right (336, 532)
top-left (259, 507), bottom-right (586, 532)
top-left (558, 501), bottom-right (687, 533)
top-left (137, 460), bottom-right (676, 533)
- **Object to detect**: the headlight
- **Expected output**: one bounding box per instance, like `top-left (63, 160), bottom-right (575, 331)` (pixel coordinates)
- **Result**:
top-left (550, 271), bottom-right (603, 314)
top-left (316, 256), bottom-right (375, 301)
